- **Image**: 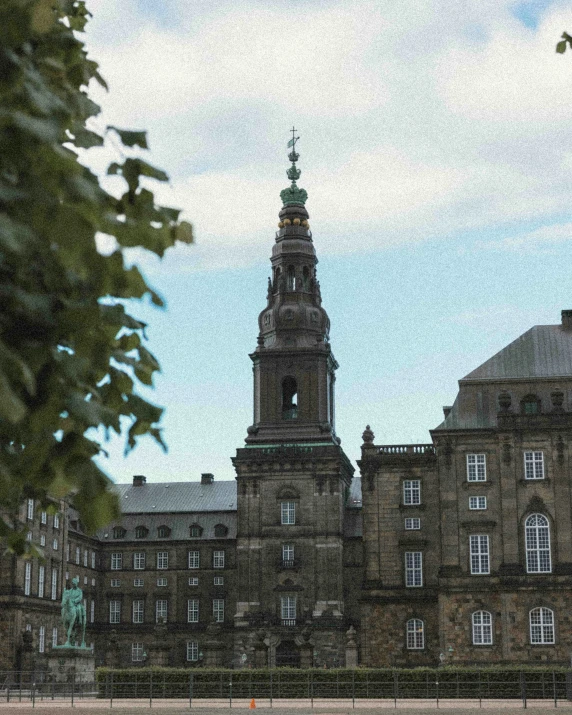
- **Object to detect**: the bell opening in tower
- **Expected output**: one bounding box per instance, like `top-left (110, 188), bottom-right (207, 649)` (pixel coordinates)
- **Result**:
top-left (282, 376), bottom-right (298, 420)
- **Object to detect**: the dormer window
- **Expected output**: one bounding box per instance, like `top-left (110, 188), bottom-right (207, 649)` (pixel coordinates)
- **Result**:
top-left (189, 524), bottom-right (203, 538)
top-left (135, 525), bottom-right (148, 539)
top-left (157, 525), bottom-right (171, 538)
top-left (282, 376), bottom-right (298, 420)
top-left (521, 395), bottom-right (540, 415)
top-left (112, 527), bottom-right (126, 539)
top-left (214, 524), bottom-right (228, 538)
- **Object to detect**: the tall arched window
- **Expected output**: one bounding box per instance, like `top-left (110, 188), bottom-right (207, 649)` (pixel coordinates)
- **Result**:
top-left (521, 394), bottom-right (540, 414)
top-left (472, 611), bottom-right (493, 645)
top-left (282, 376), bottom-right (298, 420)
top-left (302, 266), bottom-right (310, 290)
top-left (406, 618), bottom-right (424, 649)
top-left (287, 265), bottom-right (296, 291)
top-left (529, 607), bottom-right (554, 644)
top-left (525, 514), bottom-right (551, 573)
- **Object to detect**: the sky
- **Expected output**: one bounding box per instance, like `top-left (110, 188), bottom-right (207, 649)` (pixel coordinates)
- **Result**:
top-left (84, 0), bottom-right (572, 485)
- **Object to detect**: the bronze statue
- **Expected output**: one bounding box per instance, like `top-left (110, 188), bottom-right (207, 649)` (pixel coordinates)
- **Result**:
top-left (61, 576), bottom-right (86, 647)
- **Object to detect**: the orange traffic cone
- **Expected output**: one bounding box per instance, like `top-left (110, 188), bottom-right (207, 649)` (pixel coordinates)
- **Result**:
top-left (249, 698), bottom-right (256, 709)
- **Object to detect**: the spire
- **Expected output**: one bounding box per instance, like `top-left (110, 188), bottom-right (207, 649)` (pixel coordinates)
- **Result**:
top-left (280, 126), bottom-right (308, 207)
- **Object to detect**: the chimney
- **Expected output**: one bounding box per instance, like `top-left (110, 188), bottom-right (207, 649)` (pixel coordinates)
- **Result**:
top-left (562, 310), bottom-right (572, 330)
top-left (201, 473), bottom-right (214, 485)
top-left (442, 406), bottom-right (452, 418)
top-left (133, 475), bottom-right (146, 487)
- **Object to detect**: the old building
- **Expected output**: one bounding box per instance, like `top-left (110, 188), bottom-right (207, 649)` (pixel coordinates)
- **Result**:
top-left (1, 143), bottom-right (572, 670)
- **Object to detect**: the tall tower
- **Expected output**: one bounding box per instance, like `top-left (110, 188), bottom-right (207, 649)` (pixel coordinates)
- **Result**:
top-left (232, 134), bottom-right (355, 669)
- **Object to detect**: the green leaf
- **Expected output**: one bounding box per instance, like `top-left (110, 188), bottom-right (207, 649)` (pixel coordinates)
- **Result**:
top-left (73, 125), bottom-right (104, 148)
top-left (175, 220), bottom-right (194, 244)
top-left (556, 40), bottom-right (567, 54)
top-left (108, 126), bottom-right (148, 149)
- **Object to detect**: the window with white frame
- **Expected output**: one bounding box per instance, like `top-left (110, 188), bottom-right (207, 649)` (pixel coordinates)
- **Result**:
top-left (132, 643), bottom-right (144, 662)
top-left (132, 599), bottom-right (144, 624)
top-left (467, 454), bottom-right (486, 481)
top-left (213, 598), bottom-right (224, 622)
top-left (403, 480), bottom-right (421, 505)
top-left (189, 577), bottom-right (199, 586)
top-left (281, 501), bottom-right (296, 525)
top-left (281, 596), bottom-right (296, 623)
top-left (213, 550), bottom-right (225, 568)
top-left (157, 577), bottom-right (167, 587)
top-left (83, 576), bottom-right (88, 585)
top-left (134, 578), bottom-right (144, 587)
top-left (53, 514), bottom-right (60, 529)
top-left (73, 546), bottom-right (79, 564)
top-left (469, 496), bottom-right (487, 510)
top-left (24, 562), bottom-right (31, 595)
top-left (83, 550), bottom-right (88, 567)
top-left (40, 534), bottom-right (46, 547)
top-left (526, 514), bottom-right (551, 573)
top-left (91, 552), bottom-right (96, 569)
top-left (282, 544), bottom-right (295, 564)
top-left (472, 611), bottom-right (493, 644)
top-left (65, 543), bottom-right (70, 562)
top-left (51, 570), bottom-right (57, 600)
top-left (111, 553), bottom-right (122, 570)
top-left (26, 531), bottom-right (32, 542)
top-left (530, 607), bottom-right (554, 644)
top-left (27, 499), bottom-right (34, 520)
top-left (38, 565), bottom-right (45, 598)
top-left (524, 451), bottom-right (544, 480)
top-left (188, 550), bottom-right (200, 569)
top-left (90, 600), bottom-right (95, 623)
top-left (214, 576), bottom-right (224, 586)
top-left (133, 552), bottom-right (146, 570)
top-left (406, 618), bottom-right (424, 649)
top-left (187, 641), bottom-right (199, 662)
top-left (91, 578), bottom-right (95, 586)
top-left (38, 626), bottom-right (45, 653)
top-left (405, 552), bottom-right (423, 587)
top-left (109, 600), bottom-right (121, 624)
top-left (405, 518), bottom-right (421, 530)
top-left (156, 552), bottom-right (168, 570)
top-left (187, 599), bottom-right (199, 623)
top-left (470, 535), bottom-right (490, 575)
top-left (52, 538), bottom-right (58, 550)
top-left (111, 578), bottom-right (121, 587)
top-left (156, 599), bottom-right (168, 623)
top-left (40, 511), bottom-right (47, 525)
top-left (52, 627), bottom-right (58, 647)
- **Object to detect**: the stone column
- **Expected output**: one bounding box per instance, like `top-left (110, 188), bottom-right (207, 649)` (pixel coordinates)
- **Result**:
top-left (345, 626), bottom-right (358, 668)
top-left (150, 622), bottom-right (170, 666)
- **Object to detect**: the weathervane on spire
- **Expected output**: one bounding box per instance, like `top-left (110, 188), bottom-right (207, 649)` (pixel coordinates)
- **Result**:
top-left (281, 126), bottom-right (307, 206)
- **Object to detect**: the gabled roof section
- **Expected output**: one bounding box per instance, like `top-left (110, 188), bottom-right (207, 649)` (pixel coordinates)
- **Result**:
top-left (462, 325), bottom-right (572, 382)
top-left (114, 480), bottom-right (237, 514)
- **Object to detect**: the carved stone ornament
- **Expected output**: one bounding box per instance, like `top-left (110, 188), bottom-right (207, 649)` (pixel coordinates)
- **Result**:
top-left (498, 390), bottom-right (512, 413)
top-left (556, 435), bottom-right (565, 465)
top-left (552, 390), bottom-right (564, 412)
top-left (361, 424), bottom-right (375, 445)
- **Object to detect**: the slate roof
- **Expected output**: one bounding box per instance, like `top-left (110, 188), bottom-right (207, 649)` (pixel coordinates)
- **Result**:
top-left (113, 480), bottom-right (237, 514)
top-left (463, 325), bottom-right (572, 382)
top-left (99, 511), bottom-right (237, 542)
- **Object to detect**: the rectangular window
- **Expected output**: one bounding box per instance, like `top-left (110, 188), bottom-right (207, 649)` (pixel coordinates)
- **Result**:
top-left (469, 496), bottom-right (487, 510)
top-left (38, 626), bottom-right (45, 653)
top-left (132, 643), bottom-right (144, 662)
top-left (156, 552), bottom-right (168, 570)
top-left (24, 562), bottom-right (31, 595)
top-left (83, 550), bottom-right (88, 567)
top-left (404, 518), bottom-right (421, 530)
top-left (40, 511), bottom-right (47, 525)
top-left (40, 534), bottom-right (46, 547)
top-left (27, 499), bottom-right (34, 521)
top-left (26, 531), bottom-right (32, 542)
top-left (134, 578), bottom-right (144, 587)
top-left (524, 451), bottom-right (544, 480)
top-left (213, 550), bottom-right (225, 569)
top-left (133, 552), bottom-right (146, 570)
top-left (405, 552), bottom-right (423, 587)
top-left (403, 480), bottom-right (421, 505)
top-left (111, 578), bottom-right (121, 587)
top-left (52, 538), bottom-right (58, 550)
top-left (51, 570), bottom-right (57, 600)
top-left (187, 641), bottom-right (199, 662)
top-left (281, 501), bottom-right (296, 525)
top-left (75, 547), bottom-right (80, 565)
top-left (188, 550), bottom-right (200, 569)
top-left (111, 553), bottom-right (122, 570)
top-left (38, 565), bottom-right (45, 598)
top-left (109, 600), bottom-right (121, 624)
top-left (91, 552), bottom-right (96, 569)
top-left (90, 600), bottom-right (95, 623)
top-left (281, 595), bottom-right (296, 623)
top-left (213, 598), bottom-right (224, 623)
top-left (214, 576), bottom-right (224, 586)
top-left (282, 544), bottom-right (295, 564)
top-left (53, 514), bottom-right (60, 529)
top-left (156, 599), bottom-right (168, 623)
top-left (470, 535), bottom-right (490, 575)
top-left (189, 577), bottom-right (199, 586)
top-left (52, 627), bottom-right (58, 647)
top-left (132, 599), bottom-right (144, 624)
top-left (187, 599), bottom-right (199, 623)
top-left (467, 454), bottom-right (486, 481)
top-left (157, 577), bottom-right (167, 587)
top-left (65, 543), bottom-right (70, 562)
top-left (473, 611), bottom-right (493, 645)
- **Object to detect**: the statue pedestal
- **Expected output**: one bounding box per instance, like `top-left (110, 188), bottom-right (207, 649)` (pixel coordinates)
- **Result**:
top-left (47, 647), bottom-right (95, 684)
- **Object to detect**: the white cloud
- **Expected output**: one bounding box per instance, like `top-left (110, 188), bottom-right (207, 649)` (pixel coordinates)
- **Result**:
top-left (479, 221), bottom-right (572, 252)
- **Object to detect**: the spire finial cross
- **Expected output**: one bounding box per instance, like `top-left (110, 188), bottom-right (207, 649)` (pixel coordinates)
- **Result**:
top-left (287, 126), bottom-right (299, 151)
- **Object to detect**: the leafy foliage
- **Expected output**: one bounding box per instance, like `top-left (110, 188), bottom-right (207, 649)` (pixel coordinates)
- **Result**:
top-left (0, 0), bottom-right (193, 553)
top-left (556, 32), bottom-right (572, 54)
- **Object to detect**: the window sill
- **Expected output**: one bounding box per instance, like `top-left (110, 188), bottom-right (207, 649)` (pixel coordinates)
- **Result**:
top-left (520, 478), bottom-right (550, 485)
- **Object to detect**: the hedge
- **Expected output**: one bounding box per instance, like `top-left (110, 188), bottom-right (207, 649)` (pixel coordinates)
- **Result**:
top-left (95, 666), bottom-right (572, 700)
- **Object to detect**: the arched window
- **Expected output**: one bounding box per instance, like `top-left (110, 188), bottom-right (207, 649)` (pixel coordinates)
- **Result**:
top-left (135, 525), bottom-right (148, 539)
top-left (521, 394), bottom-right (540, 415)
top-left (472, 611), bottom-right (493, 645)
top-left (530, 607), bottom-right (554, 644)
top-left (406, 619), bottom-right (424, 649)
top-left (525, 514), bottom-right (551, 573)
top-left (302, 266), bottom-right (310, 291)
top-left (282, 376), bottom-right (298, 420)
top-left (214, 524), bottom-right (228, 538)
top-left (287, 265), bottom-right (296, 291)
top-left (189, 524), bottom-right (203, 538)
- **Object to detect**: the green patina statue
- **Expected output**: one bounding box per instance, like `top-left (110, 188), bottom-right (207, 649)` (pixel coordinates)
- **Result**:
top-left (61, 576), bottom-right (87, 648)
